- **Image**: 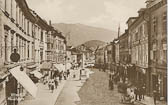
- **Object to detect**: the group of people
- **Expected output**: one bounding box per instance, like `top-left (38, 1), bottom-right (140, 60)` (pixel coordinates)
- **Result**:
top-left (134, 84), bottom-right (146, 101)
top-left (42, 69), bottom-right (71, 93)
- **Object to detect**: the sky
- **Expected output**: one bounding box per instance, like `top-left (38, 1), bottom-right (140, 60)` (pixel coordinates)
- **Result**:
top-left (27, 0), bottom-right (146, 33)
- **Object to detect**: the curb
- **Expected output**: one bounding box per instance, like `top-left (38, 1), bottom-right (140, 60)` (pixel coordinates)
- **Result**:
top-left (52, 80), bottom-right (67, 105)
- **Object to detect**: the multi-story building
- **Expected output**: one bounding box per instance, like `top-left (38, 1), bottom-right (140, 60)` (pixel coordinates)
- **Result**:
top-left (0, 0), bottom-right (45, 104)
top-left (128, 8), bottom-right (149, 88)
top-left (146, 0), bottom-right (167, 100)
top-left (118, 30), bottom-right (131, 80)
top-left (119, 30), bottom-right (130, 66)
top-left (104, 43), bottom-right (112, 70)
top-left (95, 45), bottom-right (106, 70)
top-left (0, 0), bottom-right (66, 104)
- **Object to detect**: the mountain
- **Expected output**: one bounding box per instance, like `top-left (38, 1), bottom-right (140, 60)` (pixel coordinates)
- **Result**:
top-left (83, 40), bottom-right (106, 51)
top-left (52, 23), bottom-right (117, 46)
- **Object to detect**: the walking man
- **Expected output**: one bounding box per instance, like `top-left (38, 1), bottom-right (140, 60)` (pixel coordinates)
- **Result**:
top-left (134, 87), bottom-right (138, 101)
top-left (142, 85), bottom-right (146, 100)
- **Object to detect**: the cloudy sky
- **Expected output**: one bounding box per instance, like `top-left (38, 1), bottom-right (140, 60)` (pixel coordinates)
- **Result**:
top-left (27, 0), bottom-right (146, 33)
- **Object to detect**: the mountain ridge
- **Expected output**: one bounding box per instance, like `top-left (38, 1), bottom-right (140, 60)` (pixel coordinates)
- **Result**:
top-left (52, 23), bottom-right (117, 46)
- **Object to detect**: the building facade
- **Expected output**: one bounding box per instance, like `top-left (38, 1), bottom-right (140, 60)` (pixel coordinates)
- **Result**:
top-left (0, 0), bottom-right (66, 104)
top-left (128, 8), bottom-right (149, 89)
top-left (147, 0), bottom-right (167, 100)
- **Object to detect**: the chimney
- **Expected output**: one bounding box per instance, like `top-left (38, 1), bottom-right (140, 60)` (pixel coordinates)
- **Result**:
top-left (49, 20), bottom-right (52, 26)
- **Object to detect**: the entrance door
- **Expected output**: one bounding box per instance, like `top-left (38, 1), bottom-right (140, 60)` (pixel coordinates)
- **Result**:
top-left (152, 75), bottom-right (158, 91)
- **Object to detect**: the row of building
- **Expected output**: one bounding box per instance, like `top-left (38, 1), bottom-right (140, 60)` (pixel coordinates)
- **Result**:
top-left (0, 0), bottom-right (66, 105)
top-left (95, 0), bottom-right (167, 101)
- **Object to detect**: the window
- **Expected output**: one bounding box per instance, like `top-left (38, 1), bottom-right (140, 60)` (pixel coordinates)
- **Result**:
top-left (27, 42), bottom-right (30, 59)
top-left (19, 9), bottom-right (21, 25)
top-left (144, 22), bottom-right (148, 36)
top-left (152, 16), bottom-right (158, 36)
top-left (32, 42), bottom-right (35, 60)
top-left (24, 18), bottom-right (26, 31)
top-left (16, 4), bottom-right (18, 23)
top-left (11, 33), bottom-right (14, 52)
top-left (162, 12), bottom-right (167, 36)
top-left (22, 15), bottom-right (24, 28)
top-left (163, 50), bottom-right (167, 62)
top-left (153, 51), bottom-right (157, 61)
top-left (5, 0), bottom-right (7, 11)
top-left (24, 40), bottom-right (26, 60)
top-left (32, 24), bottom-right (34, 37)
top-left (11, 0), bottom-right (13, 17)
top-left (41, 31), bottom-right (43, 42)
top-left (4, 35), bottom-right (8, 62)
top-left (27, 21), bottom-right (29, 34)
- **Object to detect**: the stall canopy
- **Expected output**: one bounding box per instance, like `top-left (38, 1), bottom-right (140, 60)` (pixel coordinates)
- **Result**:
top-left (30, 70), bottom-right (43, 79)
top-left (60, 64), bottom-right (65, 71)
top-left (9, 66), bottom-right (38, 98)
top-left (53, 64), bottom-right (65, 72)
top-left (40, 62), bottom-right (52, 71)
top-left (53, 64), bottom-right (61, 72)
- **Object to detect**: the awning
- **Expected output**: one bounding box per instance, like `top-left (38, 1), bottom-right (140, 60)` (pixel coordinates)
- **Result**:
top-left (30, 70), bottom-right (43, 79)
top-left (53, 64), bottom-right (65, 72)
top-left (9, 66), bottom-right (38, 98)
top-left (60, 64), bottom-right (65, 71)
top-left (40, 62), bottom-right (52, 71)
top-left (27, 64), bottom-right (37, 69)
top-left (66, 63), bottom-right (72, 70)
top-left (53, 64), bottom-right (61, 72)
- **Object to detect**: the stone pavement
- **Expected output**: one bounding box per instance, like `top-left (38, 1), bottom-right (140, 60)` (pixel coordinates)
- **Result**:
top-left (19, 79), bottom-right (66, 105)
top-left (135, 96), bottom-right (167, 105)
top-left (55, 68), bottom-right (90, 105)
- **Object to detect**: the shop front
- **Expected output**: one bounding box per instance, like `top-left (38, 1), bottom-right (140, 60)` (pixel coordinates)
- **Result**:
top-left (135, 66), bottom-right (147, 87)
top-left (151, 68), bottom-right (167, 101)
top-left (6, 66), bottom-right (38, 105)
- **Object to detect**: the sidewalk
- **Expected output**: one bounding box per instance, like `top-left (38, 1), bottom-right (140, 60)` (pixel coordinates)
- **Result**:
top-left (135, 96), bottom-right (167, 105)
top-left (19, 80), bottom-right (66, 105)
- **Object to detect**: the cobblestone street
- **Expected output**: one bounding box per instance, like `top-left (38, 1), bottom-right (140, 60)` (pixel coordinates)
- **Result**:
top-left (55, 68), bottom-right (146, 105)
top-left (77, 69), bottom-right (123, 105)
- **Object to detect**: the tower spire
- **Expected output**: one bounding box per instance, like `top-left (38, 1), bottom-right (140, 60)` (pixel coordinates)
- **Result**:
top-left (118, 23), bottom-right (120, 39)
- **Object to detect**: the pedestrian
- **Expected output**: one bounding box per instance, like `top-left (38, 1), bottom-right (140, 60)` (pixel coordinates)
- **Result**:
top-left (110, 80), bottom-right (114, 90)
top-left (79, 69), bottom-right (82, 80)
top-left (153, 89), bottom-right (158, 105)
top-left (48, 79), bottom-right (51, 90)
top-left (67, 69), bottom-right (70, 77)
top-left (51, 81), bottom-right (54, 93)
top-left (139, 87), bottom-right (142, 101)
top-left (142, 85), bottom-right (146, 100)
top-left (59, 72), bottom-right (62, 83)
top-left (63, 72), bottom-right (67, 80)
top-left (54, 78), bottom-right (58, 89)
top-left (134, 87), bottom-right (138, 101)
top-left (130, 89), bottom-right (135, 103)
